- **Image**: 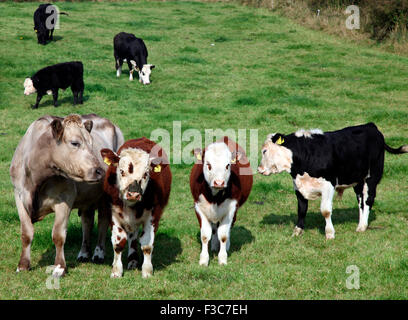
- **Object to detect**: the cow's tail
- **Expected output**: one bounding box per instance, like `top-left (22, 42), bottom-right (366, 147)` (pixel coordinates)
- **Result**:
top-left (384, 142), bottom-right (408, 154)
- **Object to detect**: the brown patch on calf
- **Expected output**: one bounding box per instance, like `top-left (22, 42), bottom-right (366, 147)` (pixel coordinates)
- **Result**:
top-left (202, 236), bottom-right (208, 243)
top-left (142, 247), bottom-right (152, 255)
top-left (322, 210), bottom-right (331, 218)
top-left (128, 162), bottom-right (133, 174)
top-left (115, 238), bottom-right (127, 253)
top-left (221, 236), bottom-right (227, 243)
top-left (117, 235), bottom-right (121, 241)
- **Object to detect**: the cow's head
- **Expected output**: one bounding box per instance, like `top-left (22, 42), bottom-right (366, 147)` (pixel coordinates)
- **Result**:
top-left (130, 61), bottom-right (155, 85)
top-left (258, 134), bottom-right (293, 175)
top-left (101, 147), bottom-right (157, 205)
top-left (24, 78), bottom-right (37, 96)
top-left (50, 114), bottom-right (104, 182)
top-left (195, 142), bottom-right (242, 193)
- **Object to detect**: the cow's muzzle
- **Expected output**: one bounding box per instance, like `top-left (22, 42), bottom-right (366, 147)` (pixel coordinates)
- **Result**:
top-left (125, 181), bottom-right (143, 202)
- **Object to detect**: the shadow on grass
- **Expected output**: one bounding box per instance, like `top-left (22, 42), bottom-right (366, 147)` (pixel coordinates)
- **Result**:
top-left (32, 95), bottom-right (89, 109)
top-left (261, 207), bottom-right (377, 235)
top-left (195, 225), bottom-right (254, 255)
top-left (36, 222), bottom-right (182, 273)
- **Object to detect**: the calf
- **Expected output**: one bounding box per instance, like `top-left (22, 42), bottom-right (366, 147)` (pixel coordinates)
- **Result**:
top-left (101, 137), bottom-right (171, 278)
top-left (33, 4), bottom-right (67, 45)
top-left (113, 32), bottom-right (155, 84)
top-left (24, 61), bottom-right (84, 109)
top-left (190, 137), bottom-right (253, 266)
top-left (10, 114), bottom-right (124, 277)
top-left (258, 123), bottom-right (408, 239)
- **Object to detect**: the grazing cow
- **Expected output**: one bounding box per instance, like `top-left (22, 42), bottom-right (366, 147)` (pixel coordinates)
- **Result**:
top-left (113, 32), bottom-right (155, 84)
top-left (24, 61), bottom-right (84, 109)
top-left (190, 137), bottom-right (253, 266)
top-left (258, 123), bottom-right (408, 239)
top-left (10, 114), bottom-right (124, 277)
top-left (101, 137), bottom-right (171, 278)
top-left (33, 4), bottom-right (67, 45)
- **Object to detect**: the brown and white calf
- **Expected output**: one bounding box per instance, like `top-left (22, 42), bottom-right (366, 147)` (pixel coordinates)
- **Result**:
top-left (10, 114), bottom-right (124, 276)
top-left (190, 137), bottom-right (253, 266)
top-left (101, 137), bottom-right (171, 278)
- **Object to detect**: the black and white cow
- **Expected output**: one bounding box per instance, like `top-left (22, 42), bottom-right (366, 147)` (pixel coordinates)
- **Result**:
top-left (24, 61), bottom-right (84, 109)
top-left (258, 123), bottom-right (408, 239)
top-left (33, 4), bottom-right (67, 45)
top-left (113, 32), bottom-right (155, 84)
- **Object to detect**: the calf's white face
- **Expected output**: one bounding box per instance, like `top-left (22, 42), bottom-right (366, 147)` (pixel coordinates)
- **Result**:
top-left (116, 148), bottom-right (151, 204)
top-left (24, 78), bottom-right (36, 95)
top-left (139, 64), bottom-right (155, 85)
top-left (258, 135), bottom-right (293, 175)
top-left (203, 143), bottom-right (232, 191)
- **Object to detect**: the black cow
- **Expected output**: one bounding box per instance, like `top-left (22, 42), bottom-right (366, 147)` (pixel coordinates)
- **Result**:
top-left (113, 32), bottom-right (155, 84)
top-left (33, 4), bottom-right (67, 45)
top-left (258, 123), bottom-right (408, 239)
top-left (24, 61), bottom-right (84, 109)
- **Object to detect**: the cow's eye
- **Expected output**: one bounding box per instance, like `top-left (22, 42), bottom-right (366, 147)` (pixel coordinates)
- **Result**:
top-left (143, 172), bottom-right (147, 179)
top-left (226, 164), bottom-right (230, 170)
top-left (207, 163), bottom-right (212, 171)
top-left (120, 169), bottom-right (125, 177)
top-left (71, 141), bottom-right (80, 148)
top-left (262, 149), bottom-right (267, 155)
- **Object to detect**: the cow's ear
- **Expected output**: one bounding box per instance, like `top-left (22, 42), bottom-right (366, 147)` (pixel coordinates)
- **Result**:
top-left (271, 134), bottom-right (285, 145)
top-left (84, 120), bottom-right (93, 133)
top-left (51, 119), bottom-right (64, 141)
top-left (231, 151), bottom-right (243, 164)
top-left (150, 64), bottom-right (155, 70)
top-left (100, 148), bottom-right (119, 167)
top-left (192, 148), bottom-right (203, 162)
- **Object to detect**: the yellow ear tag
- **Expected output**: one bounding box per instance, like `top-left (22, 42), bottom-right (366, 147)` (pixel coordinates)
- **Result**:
top-left (231, 158), bottom-right (236, 164)
top-left (196, 153), bottom-right (202, 161)
top-left (154, 165), bottom-right (161, 173)
top-left (35, 30), bottom-right (38, 33)
top-left (276, 137), bottom-right (285, 145)
top-left (104, 157), bottom-right (111, 166)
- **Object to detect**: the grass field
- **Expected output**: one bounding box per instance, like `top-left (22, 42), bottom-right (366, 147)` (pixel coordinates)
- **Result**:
top-left (1, 0), bottom-right (408, 299)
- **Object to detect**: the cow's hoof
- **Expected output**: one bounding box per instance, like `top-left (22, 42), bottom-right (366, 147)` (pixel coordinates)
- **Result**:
top-left (16, 266), bottom-right (30, 273)
top-left (77, 255), bottom-right (90, 263)
top-left (292, 226), bottom-right (304, 237)
top-left (142, 264), bottom-right (153, 278)
top-left (356, 224), bottom-right (368, 232)
top-left (218, 256), bottom-right (228, 266)
top-left (127, 260), bottom-right (138, 270)
top-left (325, 233), bottom-right (335, 240)
top-left (199, 254), bottom-right (209, 267)
top-left (52, 265), bottom-right (66, 278)
top-left (110, 272), bottom-right (122, 278)
top-left (92, 256), bottom-right (104, 264)
top-left (31, 105), bottom-right (38, 109)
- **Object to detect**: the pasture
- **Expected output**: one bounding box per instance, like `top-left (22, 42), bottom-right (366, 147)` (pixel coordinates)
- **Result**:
top-left (0, 0), bottom-right (408, 299)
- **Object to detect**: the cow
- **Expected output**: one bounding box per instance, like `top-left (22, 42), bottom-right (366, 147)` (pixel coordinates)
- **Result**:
top-left (190, 137), bottom-right (253, 266)
top-left (24, 61), bottom-right (84, 109)
top-left (113, 32), bottom-right (155, 85)
top-left (33, 3), bottom-right (67, 45)
top-left (10, 114), bottom-right (124, 277)
top-left (257, 123), bottom-right (408, 239)
top-left (100, 137), bottom-right (171, 278)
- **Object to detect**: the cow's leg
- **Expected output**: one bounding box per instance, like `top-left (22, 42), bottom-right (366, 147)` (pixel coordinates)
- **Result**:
top-left (293, 190), bottom-right (308, 236)
top-left (127, 60), bottom-right (134, 81)
top-left (354, 183), bottom-right (366, 232)
top-left (52, 89), bottom-right (59, 107)
top-left (111, 221), bottom-right (127, 278)
top-left (127, 229), bottom-right (140, 270)
top-left (321, 182), bottom-right (335, 239)
top-left (51, 201), bottom-right (72, 277)
top-left (359, 176), bottom-right (381, 232)
top-left (115, 58), bottom-right (123, 77)
top-left (77, 208), bottom-right (94, 262)
top-left (140, 212), bottom-right (155, 278)
top-left (217, 201), bottom-right (237, 265)
top-left (195, 208), bottom-right (212, 266)
top-left (210, 223), bottom-right (220, 252)
top-left (92, 200), bottom-right (110, 264)
top-left (32, 93), bottom-right (43, 109)
top-left (50, 29), bottom-right (54, 41)
top-left (72, 88), bottom-right (78, 105)
top-left (15, 190), bottom-right (34, 272)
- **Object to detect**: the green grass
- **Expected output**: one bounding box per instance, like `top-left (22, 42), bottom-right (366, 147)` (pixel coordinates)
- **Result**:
top-left (1, 0), bottom-right (408, 299)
